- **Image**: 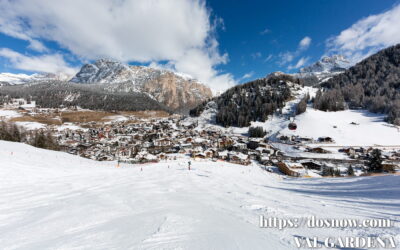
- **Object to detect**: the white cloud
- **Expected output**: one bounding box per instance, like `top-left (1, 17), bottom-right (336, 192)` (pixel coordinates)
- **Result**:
top-left (326, 4), bottom-right (400, 64)
top-left (239, 71), bottom-right (254, 81)
top-left (288, 57), bottom-right (310, 70)
top-left (299, 36), bottom-right (312, 50)
top-left (260, 28), bottom-right (270, 35)
top-left (278, 36), bottom-right (311, 67)
top-left (279, 52), bottom-right (294, 65)
top-left (0, 0), bottom-right (235, 92)
top-left (0, 48), bottom-right (78, 75)
top-left (251, 52), bottom-right (262, 59)
top-left (264, 54), bottom-right (273, 62)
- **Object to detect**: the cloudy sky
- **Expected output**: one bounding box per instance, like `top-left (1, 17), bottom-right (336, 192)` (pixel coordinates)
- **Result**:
top-left (0, 0), bottom-right (399, 92)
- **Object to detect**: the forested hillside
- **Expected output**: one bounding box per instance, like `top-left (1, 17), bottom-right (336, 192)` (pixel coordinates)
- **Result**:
top-left (0, 81), bottom-right (172, 112)
top-left (190, 73), bottom-right (293, 127)
top-left (314, 44), bottom-right (400, 125)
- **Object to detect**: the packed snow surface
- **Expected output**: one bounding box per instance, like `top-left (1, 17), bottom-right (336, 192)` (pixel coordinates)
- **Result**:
top-left (0, 141), bottom-right (399, 249)
top-left (281, 109), bottom-right (400, 146)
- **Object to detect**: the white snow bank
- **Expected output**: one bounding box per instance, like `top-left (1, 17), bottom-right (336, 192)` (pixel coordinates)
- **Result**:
top-left (103, 115), bottom-right (129, 122)
top-left (0, 110), bottom-right (22, 119)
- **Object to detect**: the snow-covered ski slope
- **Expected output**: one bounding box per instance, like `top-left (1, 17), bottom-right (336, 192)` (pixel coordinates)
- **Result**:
top-left (0, 140), bottom-right (399, 249)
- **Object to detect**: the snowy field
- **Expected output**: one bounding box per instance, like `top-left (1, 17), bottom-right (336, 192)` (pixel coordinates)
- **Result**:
top-left (280, 109), bottom-right (400, 146)
top-left (0, 140), bottom-right (399, 249)
top-left (0, 110), bottom-right (22, 119)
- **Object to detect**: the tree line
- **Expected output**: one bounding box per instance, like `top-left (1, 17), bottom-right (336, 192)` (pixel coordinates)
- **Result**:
top-left (0, 121), bottom-right (59, 150)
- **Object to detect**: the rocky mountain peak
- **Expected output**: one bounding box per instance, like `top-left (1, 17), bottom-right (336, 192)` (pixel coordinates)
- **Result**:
top-left (70, 59), bottom-right (213, 112)
top-left (300, 55), bottom-right (350, 74)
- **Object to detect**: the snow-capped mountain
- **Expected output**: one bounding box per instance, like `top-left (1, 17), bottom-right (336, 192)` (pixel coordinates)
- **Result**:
top-left (297, 55), bottom-right (351, 84)
top-left (0, 72), bottom-right (72, 86)
top-left (70, 59), bottom-right (213, 112)
top-left (300, 55), bottom-right (350, 74)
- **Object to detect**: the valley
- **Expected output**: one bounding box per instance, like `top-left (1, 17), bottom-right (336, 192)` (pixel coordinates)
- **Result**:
top-left (1, 1), bottom-right (400, 249)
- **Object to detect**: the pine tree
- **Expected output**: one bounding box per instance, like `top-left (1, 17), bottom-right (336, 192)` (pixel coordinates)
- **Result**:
top-left (322, 166), bottom-right (334, 176)
top-left (347, 165), bottom-right (355, 176)
top-left (248, 126), bottom-right (266, 138)
top-left (367, 149), bottom-right (383, 173)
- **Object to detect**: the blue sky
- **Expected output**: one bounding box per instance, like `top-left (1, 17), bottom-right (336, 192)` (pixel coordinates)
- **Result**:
top-left (208, 0), bottom-right (400, 82)
top-left (0, 0), bottom-right (399, 91)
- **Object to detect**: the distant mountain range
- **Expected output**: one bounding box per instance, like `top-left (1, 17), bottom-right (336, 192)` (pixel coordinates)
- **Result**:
top-left (0, 72), bottom-right (72, 86)
top-left (0, 59), bottom-right (212, 113)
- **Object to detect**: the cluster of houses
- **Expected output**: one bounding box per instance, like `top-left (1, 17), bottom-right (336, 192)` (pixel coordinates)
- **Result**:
top-left (1, 99), bottom-right (398, 177)
top-left (278, 135), bottom-right (335, 145)
top-left (54, 117), bottom-right (281, 166)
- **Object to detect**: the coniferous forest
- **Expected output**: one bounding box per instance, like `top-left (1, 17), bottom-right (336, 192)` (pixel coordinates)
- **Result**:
top-left (314, 44), bottom-right (400, 125)
top-left (190, 74), bottom-right (293, 127)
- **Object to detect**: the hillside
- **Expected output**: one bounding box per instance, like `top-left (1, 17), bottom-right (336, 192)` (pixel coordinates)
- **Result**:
top-left (0, 140), bottom-right (399, 249)
top-left (316, 44), bottom-right (400, 125)
top-left (71, 59), bottom-right (213, 112)
top-left (0, 81), bottom-right (171, 112)
top-left (190, 72), bottom-right (295, 127)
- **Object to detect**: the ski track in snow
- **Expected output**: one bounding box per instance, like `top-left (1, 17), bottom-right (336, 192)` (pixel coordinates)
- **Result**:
top-left (0, 140), bottom-right (399, 249)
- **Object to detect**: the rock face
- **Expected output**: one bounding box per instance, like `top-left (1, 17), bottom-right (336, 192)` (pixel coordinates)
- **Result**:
top-left (71, 59), bottom-right (212, 112)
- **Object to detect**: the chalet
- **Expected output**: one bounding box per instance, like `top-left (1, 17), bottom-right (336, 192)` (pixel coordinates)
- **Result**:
top-left (277, 161), bottom-right (305, 177)
top-left (193, 152), bottom-right (206, 159)
top-left (217, 150), bottom-right (229, 160)
top-left (154, 138), bottom-right (172, 147)
top-left (318, 137), bottom-right (334, 143)
top-left (259, 153), bottom-right (270, 163)
top-left (228, 152), bottom-right (250, 165)
top-left (204, 148), bottom-right (217, 158)
top-left (382, 162), bottom-right (398, 173)
top-left (233, 142), bottom-right (247, 151)
top-left (300, 160), bottom-right (323, 170)
top-left (307, 147), bottom-right (330, 154)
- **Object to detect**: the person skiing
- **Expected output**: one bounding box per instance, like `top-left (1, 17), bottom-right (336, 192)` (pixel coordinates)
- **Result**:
top-left (188, 161), bottom-right (191, 170)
